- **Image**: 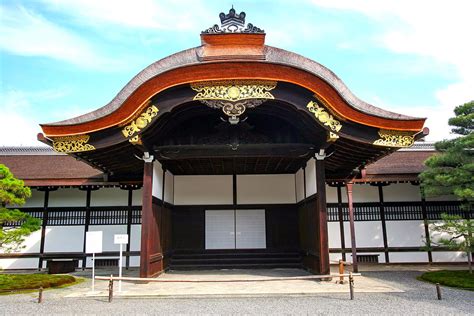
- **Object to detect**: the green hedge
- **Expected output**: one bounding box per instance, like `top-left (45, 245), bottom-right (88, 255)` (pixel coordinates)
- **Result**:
top-left (419, 270), bottom-right (474, 290)
top-left (0, 274), bottom-right (77, 292)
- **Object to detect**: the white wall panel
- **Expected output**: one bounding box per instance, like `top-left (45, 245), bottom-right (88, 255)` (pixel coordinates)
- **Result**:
top-left (164, 171), bottom-right (174, 204)
top-left (174, 175), bottom-right (233, 205)
top-left (237, 174), bottom-right (295, 204)
top-left (383, 183), bottom-right (421, 202)
top-left (49, 188), bottom-right (86, 207)
top-left (130, 225), bottom-right (141, 251)
top-left (326, 185), bottom-right (339, 203)
top-left (344, 222), bottom-right (384, 247)
top-left (327, 222), bottom-right (341, 248)
top-left (305, 158), bottom-right (317, 197)
top-left (235, 209), bottom-right (266, 249)
top-left (88, 225), bottom-right (127, 252)
top-left (432, 251), bottom-right (467, 262)
top-left (205, 210), bottom-right (235, 249)
top-left (132, 188), bottom-right (143, 206)
top-left (1, 230), bottom-right (42, 254)
top-left (91, 187), bottom-right (128, 206)
top-left (152, 161), bottom-right (163, 199)
top-left (330, 253), bottom-right (343, 263)
top-left (44, 226), bottom-right (84, 252)
top-left (295, 169), bottom-right (305, 202)
top-left (23, 189), bottom-right (45, 207)
top-left (386, 221), bottom-right (425, 247)
top-left (352, 184), bottom-right (379, 203)
top-left (129, 256), bottom-right (140, 267)
top-left (389, 252), bottom-right (428, 263)
top-left (0, 258), bottom-right (38, 270)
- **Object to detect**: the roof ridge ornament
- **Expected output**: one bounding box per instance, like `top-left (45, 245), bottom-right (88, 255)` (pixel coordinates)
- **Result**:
top-left (202, 7), bottom-right (264, 34)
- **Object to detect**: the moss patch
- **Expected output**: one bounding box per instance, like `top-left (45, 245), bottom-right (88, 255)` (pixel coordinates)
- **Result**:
top-left (0, 274), bottom-right (82, 294)
top-left (418, 270), bottom-right (474, 290)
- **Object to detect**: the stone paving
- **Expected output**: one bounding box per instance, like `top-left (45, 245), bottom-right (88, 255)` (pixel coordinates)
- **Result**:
top-left (64, 267), bottom-right (402, 298)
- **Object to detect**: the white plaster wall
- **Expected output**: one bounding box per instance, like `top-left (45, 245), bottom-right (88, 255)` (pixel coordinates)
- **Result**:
top-left (88, 225), bottom-right (127, 252)
top-left (129, 256), bottom-right (140, 267)
top-left (237, 174), bottom-right (296, 204)
top-left (44, 226), bottom-right (84, 252)
top-left (295, 169), bottom-right (304, 202)
top-left (305, 158), bottom-right (317, 197)
top-left (164, 171), bottom-right (174, 204)
top-left (386, 221), bottom-right (425, 247)
top-left (383, 183), bottom-right (421, 202)
top-left (174, 175), bottom-right (233, 205)
top-left (327, 222), bottom-right (341, 248)
top-left (90, 187), bottom-right (128, 206)
top-left (330, 253), bottom-right (343, 263)
top-left (132, 188), bottom-right (143, 206)
top-left (344, 222), bottom-right (384, 247)
top-left (352, 184), bottom-right (379, 203)
top-left (0, 258), bottom-right (39, 270)
top-left (49, 188), bottom-right (86, 207)
top-left (389, 252), bottom-right (428, 263)
top-left (130, 225), bottom-right (141, 251)
top-left (152, 161), bottom-right (163, 199)
top-left (432, 251), bottom-right (467, 262)
top-left (23, 189), bottom-right (45, 207)
top-left (326, 185), bottom-right (339, 203)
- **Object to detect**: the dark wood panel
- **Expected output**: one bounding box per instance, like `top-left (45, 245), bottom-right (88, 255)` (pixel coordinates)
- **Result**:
top-left (265, 206), bottom-right (299, 250)
top-left (172, 207), bottom-right (205, 250)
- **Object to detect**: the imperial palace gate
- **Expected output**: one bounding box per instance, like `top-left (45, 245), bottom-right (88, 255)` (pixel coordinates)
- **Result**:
top-left (38, 8), bottom-right (427, 277)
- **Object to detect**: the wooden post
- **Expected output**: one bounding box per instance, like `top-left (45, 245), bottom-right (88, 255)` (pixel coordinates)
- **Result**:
top-left (346, 182), bottom-right (358, 273)
top-left (140, 154), bottom-right (154, 278)
top-left (38, 286), bottom-right (43, 303)
top-left (338, 259), bottom-right (345, 284)
top-left (38, 188), bottom-right (49, 270)
top-left (82, 187), bottom-right (92, 270)
top-left (126, 188), bottom-right (133, 270)
top-left (337, 185), bottom-right (346, 261)
top-left (315, 154), bottom-right (330, 275)
top-left (436, 283), bottom-right (442, 300)
top-left (420, 187), bottom-right (433, 263)
top-left (108, 275), bottom-right (114, 303)
top-left (378, 184), bottom-right (389, 263)
top-left (349, 272), bottom-right (354, 300)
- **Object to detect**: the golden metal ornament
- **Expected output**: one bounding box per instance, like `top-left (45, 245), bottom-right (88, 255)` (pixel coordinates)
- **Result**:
top-left (327, 132), bottom-right (339, 142)
top-left (191, 80), bottom-right (277, 102)
top-left (129, 135), bottom-right (142, 145)
top-left (52, 135), bottom-right (95, 153)
top-left (373, 129), bottom-right (415, 148)
top-left (307, 100), bottom-right (342, 132)
top-left (122, 105), bottom-right (159, 138)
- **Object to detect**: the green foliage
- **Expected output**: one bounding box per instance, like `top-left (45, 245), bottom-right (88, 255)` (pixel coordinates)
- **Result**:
top-left (420, 101), bottom-right (474, 202)
top-left (418, 270), bottom-right (474, 290)
top-left (0, 274), bottom-right (79, 293)
top-left (0, 164), bottom-right (41, 252)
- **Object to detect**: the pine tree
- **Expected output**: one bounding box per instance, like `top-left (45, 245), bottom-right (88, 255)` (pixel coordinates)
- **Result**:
top-left (420, 100), bottom-right (473, 273)
top-left (0, 164), bottom-right (41, 252)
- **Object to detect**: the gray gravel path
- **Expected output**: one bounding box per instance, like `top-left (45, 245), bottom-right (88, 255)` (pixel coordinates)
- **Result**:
top-left (0, 271), bottom-right (472, 315)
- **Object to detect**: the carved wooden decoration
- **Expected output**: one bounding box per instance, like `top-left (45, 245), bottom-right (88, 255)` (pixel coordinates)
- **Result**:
top-left (122, 105), bottom-right (159, 138)
top-left (52, 135), bottom-right (95, 153)
top-left (373, 129), bottom-right (415, 148)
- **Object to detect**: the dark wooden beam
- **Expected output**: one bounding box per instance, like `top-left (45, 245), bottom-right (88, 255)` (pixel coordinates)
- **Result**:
top-left (346, 182), bottom-right (358, 272)
top-left (337, 185), bottom-right (346, 261)
top-left (38, 188), bottom-right (49, 270)
top-left (316, 157), bottom-right (330, 275)
top-left (378, 184), bottom-right (390, 263)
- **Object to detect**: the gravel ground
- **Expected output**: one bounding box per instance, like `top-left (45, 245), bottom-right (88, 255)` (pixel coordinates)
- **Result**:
top-left (0, 271), bottom-right (472, 315)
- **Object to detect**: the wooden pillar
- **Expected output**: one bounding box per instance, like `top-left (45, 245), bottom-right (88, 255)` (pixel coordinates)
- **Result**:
top-left (337, 185), bottom-right (346, 261)
top-left (126, 188), bottom-right (133, 269)
top-left (82, 187), bottom-right (92, 270)
top-left (38, 188), bottom-right (49, 270)
top-left (315, 155), bottom-right (330, 275)
top-left (378, 184), bottom-right (390, 263)
top-left (346, 182), bottom-right (358, 272)
top-left (420, 186), bottom-right (433, 263)
top-left (139, 154), bottom-right (163, 278)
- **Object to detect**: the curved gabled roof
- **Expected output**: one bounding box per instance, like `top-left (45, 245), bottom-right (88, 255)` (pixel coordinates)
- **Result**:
top-left (41, 42), bottom-right (425, 137)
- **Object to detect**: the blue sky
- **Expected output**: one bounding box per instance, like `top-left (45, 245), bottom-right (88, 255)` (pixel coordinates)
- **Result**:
top-left (1, 0), bottom-right (473, 145)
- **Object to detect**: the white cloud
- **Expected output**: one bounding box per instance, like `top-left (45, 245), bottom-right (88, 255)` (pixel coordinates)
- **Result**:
top-left (311, 0), bottom-right (474, 140)
top-left (0, 5), bottom-right (123, 70)
top-left (0, 89), bottom-right (70, 146)
top-left (40, 0), bottom-right (213, 31)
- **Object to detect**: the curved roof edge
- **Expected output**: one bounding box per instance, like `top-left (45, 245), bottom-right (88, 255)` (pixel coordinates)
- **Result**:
top-left (43, 45), bottom-right (424, 128)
